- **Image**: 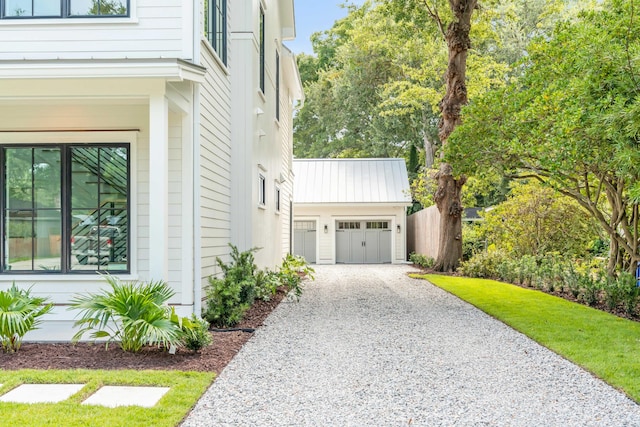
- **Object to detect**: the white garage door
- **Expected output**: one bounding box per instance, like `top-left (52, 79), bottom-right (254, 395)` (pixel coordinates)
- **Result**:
top-left (336, 221), bottom-right (392, 264)
top-left (293, 221), bottom-right (316, 264)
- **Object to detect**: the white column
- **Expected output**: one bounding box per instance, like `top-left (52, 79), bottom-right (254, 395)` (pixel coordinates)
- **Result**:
top-left (148, 94), bottom-right (169, 281)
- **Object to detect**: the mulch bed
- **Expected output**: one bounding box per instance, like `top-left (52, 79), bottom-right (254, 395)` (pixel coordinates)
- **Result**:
top-left (0, 289), bottom-right (287, 374)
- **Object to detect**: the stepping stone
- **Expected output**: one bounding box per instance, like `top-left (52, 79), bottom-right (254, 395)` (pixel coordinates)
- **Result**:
top-left (82, 386), bottom-right (170, 408)
top-left (0, 384), bottom-right (85, 404)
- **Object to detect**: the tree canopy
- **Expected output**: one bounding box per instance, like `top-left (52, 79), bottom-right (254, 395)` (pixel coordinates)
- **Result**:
top-left (447, 0), bottom-right (640, 272)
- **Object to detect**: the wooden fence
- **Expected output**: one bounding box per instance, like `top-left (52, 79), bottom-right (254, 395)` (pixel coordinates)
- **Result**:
top-left (406, 206), bottom-right (440, 259)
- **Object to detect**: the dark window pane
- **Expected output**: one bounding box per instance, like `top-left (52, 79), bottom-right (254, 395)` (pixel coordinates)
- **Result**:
top-left (69, 146), bottom-right (128, 272)
top-left (71, 147), bottom-right (99, 209)
top-left (69, 0), bottom-right (128, 16)
top-left (34, 148), bottom-right (61, 209)
top-left (5, 148), bottom-right (32, 211)
top-left (34, 214), bottom-right (61, 271)
top-left (5, 212), bottom-right (33, 271)
top-left (34, 0), bottom-right (60, 16)
top-left (5, 0), bottom-right (32, 16)
top-left (5, 0), bottom-right (60, 17)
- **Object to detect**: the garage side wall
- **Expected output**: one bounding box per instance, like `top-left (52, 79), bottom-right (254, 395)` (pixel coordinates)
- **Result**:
top-left (294, 204), bottom-right (408, 264)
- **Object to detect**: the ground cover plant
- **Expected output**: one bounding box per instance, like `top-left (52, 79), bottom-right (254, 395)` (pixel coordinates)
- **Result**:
top-left (0, 369), bottom-right (213, 427)
top-left (414, 274), bottom-right (640, 403)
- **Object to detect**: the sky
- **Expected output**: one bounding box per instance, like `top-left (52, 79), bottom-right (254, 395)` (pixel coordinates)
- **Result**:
top-left (285, 1), bottom-right (365, 55)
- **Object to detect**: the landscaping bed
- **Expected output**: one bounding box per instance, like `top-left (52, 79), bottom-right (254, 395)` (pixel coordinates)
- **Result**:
top-left (0, 288), bottom-right (286, 373)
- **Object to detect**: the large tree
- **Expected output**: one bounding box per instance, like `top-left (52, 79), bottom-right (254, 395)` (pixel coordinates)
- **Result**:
top-left (448, 0), bottom-right (640, 274)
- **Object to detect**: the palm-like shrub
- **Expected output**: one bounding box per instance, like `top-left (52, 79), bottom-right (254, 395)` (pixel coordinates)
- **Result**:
top-left (70, 276), bottom-right (185, 352)
top-left (0, 284), bottom-right (53, 353)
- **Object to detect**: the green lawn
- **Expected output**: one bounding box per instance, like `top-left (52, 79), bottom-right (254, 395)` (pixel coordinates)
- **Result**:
top-left (415, 274), bottom-right (640, 403)
top-left (0, 369), bottom-right (214, 427)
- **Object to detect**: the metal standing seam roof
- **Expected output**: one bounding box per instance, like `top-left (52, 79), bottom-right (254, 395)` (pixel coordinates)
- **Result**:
top-left (292, 158), bottom-right (412, 205)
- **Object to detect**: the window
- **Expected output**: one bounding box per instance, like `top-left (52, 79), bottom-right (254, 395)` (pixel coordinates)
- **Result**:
top-left (337, 222), bottom-right (360, 230)
top-left (259, 5), bottom-right (265, 94)
top-left (366, 221), bottom-right (389, 229)
top-left (205, 0), bottom-right (227, 65)
top-left (275, 50), bottom-right (280, 121)
top-left (258, 174), bottom-right (266, 206)
top-left (1, 0), bottom-right (129, 18)
top-left (275, 185), bottom-right (280, 212)
top-left (1, 144), bottom-right (129, 273)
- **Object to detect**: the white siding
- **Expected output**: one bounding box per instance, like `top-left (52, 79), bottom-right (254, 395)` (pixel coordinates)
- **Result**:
top-left (199, 41), bottom-right (232, 287)
top-left (231, 0), bottom-right (300, 270)
top-left (0, 0), bottom-right (187, 60)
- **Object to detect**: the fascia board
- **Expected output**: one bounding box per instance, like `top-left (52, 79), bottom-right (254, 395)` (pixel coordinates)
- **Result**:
top-left (0, 59), bottom-right (206, 83)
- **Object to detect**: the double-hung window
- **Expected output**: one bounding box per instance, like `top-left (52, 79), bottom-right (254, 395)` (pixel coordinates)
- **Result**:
top-left (1, 1), bottom-right (129, 18)
top-left (205, 0), bottom-right (227, 65)
top-left (1, 144), bottom-right (130, 274)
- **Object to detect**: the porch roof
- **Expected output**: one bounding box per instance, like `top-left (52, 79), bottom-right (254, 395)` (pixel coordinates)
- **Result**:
top-left (0, 58), bottom-right (206, 83)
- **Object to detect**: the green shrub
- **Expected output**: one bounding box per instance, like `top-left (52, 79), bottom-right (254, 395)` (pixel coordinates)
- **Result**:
top-left (278, 254), bottom-right (314, 301)
top-left (459, 250), bottom-right (509, 279)
top-left (0, 284), bottom-right (53, 353)
top-left (181, 315), bottom-right (213, 352)
top-left (203, 245), bottom-right (259, 328)
top-left (579, 273), bottom-right (600, 307)
top-left (617, 272), bottom-right (640, 316)
top-left (70, 276), bottom-right (186, 352)
top-left (254, 269), bottom-right (281, 301)
top-left (409, 252), bottom-right (435, 269)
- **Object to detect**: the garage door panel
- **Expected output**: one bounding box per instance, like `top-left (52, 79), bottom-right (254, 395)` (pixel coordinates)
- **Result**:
top-left (379, 230), bottom-right (392, 263)
top-left (336, 220), bottom-right (391, 264)
top-left (364, 230), bottom-right (379, 263)
top-left (294, 221), bottom-right (316, 264)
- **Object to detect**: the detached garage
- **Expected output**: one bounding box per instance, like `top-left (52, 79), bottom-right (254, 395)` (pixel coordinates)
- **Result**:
top-left (292, 158), bottom-right (412, 264)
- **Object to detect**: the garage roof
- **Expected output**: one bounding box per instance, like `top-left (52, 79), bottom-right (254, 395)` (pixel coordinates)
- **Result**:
top-left (293, 158), bottom-right (412, 205)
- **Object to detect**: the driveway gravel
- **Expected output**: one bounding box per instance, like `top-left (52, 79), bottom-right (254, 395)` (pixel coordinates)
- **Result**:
top-left (182, 265), bottom-right (640, 426)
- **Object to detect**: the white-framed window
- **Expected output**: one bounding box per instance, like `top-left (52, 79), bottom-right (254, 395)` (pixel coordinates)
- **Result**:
top-left (1, 0), bottom-right (129, 18)
top-left (258, 173), bottom-right (266, 206)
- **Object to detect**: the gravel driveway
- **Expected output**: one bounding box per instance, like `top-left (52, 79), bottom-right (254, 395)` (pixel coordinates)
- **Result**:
top-left (182, 265), bottom-right (640, 426)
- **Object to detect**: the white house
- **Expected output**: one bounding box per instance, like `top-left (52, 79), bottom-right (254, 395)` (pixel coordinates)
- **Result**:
top-left (0, 0), bottom-right (302, 340)
top-left (292, 158), bottom-right (412, 265)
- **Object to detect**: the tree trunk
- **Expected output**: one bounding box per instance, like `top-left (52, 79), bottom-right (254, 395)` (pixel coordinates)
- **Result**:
top-left (434, 163), bottom-right (466, 271)
top-left (423, 134), bottom-right (435, 169)
top-left (432, 0), bottom-right (476, 272)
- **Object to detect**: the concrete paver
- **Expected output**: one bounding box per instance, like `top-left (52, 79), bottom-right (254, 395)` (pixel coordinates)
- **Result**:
top-left (0, 384), bottom-right (85, 404)
top-left (82, 385), bottom-right (170, 408)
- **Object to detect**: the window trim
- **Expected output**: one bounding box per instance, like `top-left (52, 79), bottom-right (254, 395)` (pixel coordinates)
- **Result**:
top-left (0, 134), bottom-right (135, 276)
top-left (0, 0), bottom-right (131, 19)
